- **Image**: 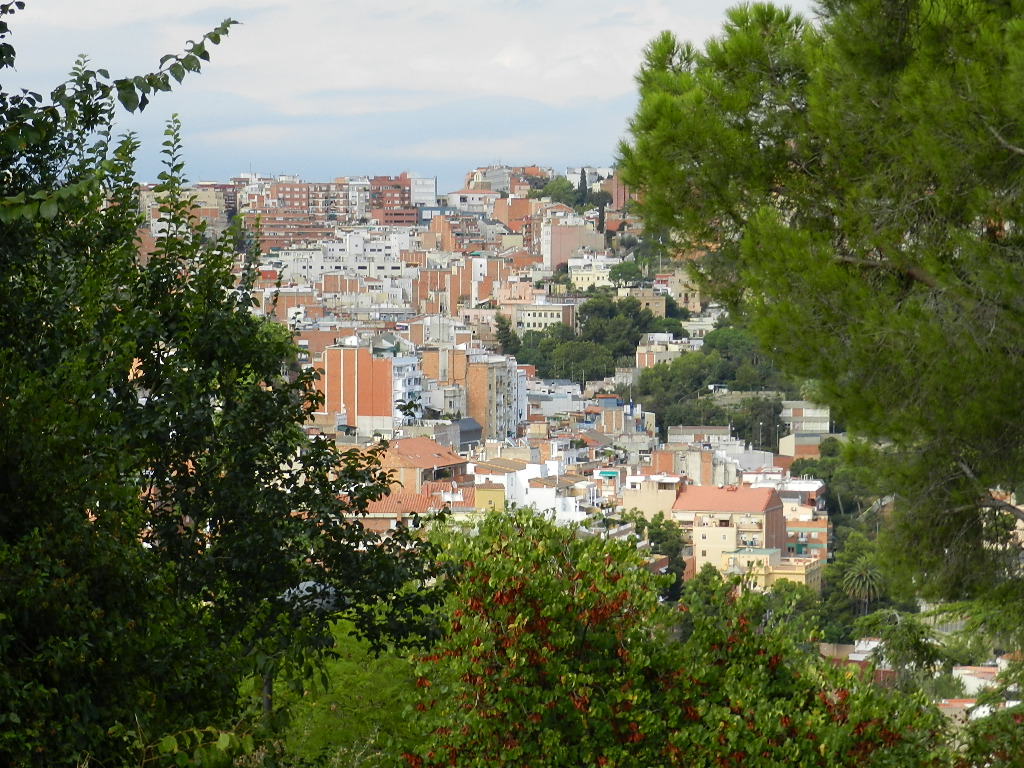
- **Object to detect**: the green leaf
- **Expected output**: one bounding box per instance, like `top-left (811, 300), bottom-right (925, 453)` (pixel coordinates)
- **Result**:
top-left (115, 81), bottom-right (139, 112)
top-left (39, 197), bottom-right (58, 220)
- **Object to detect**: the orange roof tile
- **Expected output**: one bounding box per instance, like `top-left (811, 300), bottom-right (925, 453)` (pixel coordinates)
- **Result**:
top-left (365, 489), bottom-right (436, 519)
top-left (381, 436), bottom-right (466, 470)
top-left (672, 486), bottom-right (780, 513)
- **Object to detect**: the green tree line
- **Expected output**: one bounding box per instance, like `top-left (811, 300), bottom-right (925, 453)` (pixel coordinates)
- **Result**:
top-left (0, 6), bottom-right (441, 765)
top-left (619, 0), bottom-right (1024, 642)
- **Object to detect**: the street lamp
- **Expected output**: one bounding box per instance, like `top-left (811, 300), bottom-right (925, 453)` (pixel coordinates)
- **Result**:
top-left (758, 421), bottom-right (763, 448)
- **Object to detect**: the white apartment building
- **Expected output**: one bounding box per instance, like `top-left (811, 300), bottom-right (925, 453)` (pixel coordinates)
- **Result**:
top-left (568, 252), bottom-right (618, 290)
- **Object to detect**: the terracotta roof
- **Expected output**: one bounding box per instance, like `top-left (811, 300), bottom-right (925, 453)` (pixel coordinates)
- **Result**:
top-left (364, 489), bottom-right (437, 519)
top-left (672, 486), bottom-right (780, 514)
top-left (381, 436), bottom-right (466, 470)
top-left (421, 480), bottom-right (478, 510)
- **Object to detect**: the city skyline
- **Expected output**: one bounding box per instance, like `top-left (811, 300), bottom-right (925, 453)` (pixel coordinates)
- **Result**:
top-left (9, 0), bottom-right (815, 192)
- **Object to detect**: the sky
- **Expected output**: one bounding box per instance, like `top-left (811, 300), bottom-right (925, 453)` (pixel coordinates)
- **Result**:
top-left (8, 1), bottom-right (814, 194)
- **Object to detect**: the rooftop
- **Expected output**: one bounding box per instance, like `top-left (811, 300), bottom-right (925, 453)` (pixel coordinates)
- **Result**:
top-left (672, 486), bottom-right (780, 514)
top-left (381, 436), bottom-right (466, 470)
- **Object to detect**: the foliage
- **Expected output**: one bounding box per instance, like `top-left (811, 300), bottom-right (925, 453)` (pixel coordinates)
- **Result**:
top-left (406, 510), bottom-right (954, 768)
top-left (514, 295), bottom-right (683, 380)
top-left (619, 509), bottom-right (687, 600)
top-left (281, 622), bottom-right (421, 768)
top-left (528, 176), bottom-right (577, 207)
top-left (0, 9), bottom-right (442, 766)
top-left (629, 324), bottom-right (792, 440)
top-left (954, 707), bottom-right (1024, 768)
top-left (619, 0), bottom-right (1024, 632)
top-left (853, 610), bottom-right (944, 691)
top-left (577, 295), bottom-right (680, 360)
top-left (790, 439), bottom-right (883, 516)
top-left (818, 531), bottom-right (918, 644)
top-left (842, 556), bottom-right (885, 617)
top-left (550, 340), bottom-right (615, 385)
top-left (494, 312), bottom-right (520, 355)
top-left (608, 259), bottom-right (644, 286)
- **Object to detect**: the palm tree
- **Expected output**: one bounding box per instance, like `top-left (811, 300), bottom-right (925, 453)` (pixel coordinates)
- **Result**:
top-left (842, 556), bottom-right (885, 616)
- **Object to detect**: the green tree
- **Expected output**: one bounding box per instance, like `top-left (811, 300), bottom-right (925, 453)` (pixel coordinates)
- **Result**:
top-left (494, 312), bottom-right (520, 355)
top-left (843, 556), bottom-right (886, 617)
top-left (619, 0), bottom-right (1024, 629)
top-left (515, 323), bottom-right (577, 379)
top-left (588, 189), bottom-right (614, 232)
top-left (407, 511), bottom-right (954, 768)
top-left (550, 340), bottom-right (614, 385)
top-left (664, 293), bottom-right (690, 320)
top-left (608, 259), bottom-right (644, 286)
top-left (282, 622), bottom-right (421, 768)
top-left (623, 510), bottom-right (688, 600)
top-left (0, 10), bottom-right (441, 766)
top-left (575, 168), bottom-right (589, 206)
top-left (731, 396), bottom-right (784, 450)
top-left (854, 610), bottom-right (944, 692)
top-left (529, 176), bottom-right (577, 207)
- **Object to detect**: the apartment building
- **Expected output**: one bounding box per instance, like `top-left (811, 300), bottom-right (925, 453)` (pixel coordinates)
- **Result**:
top-left (318, 335), bottom-right (422, 437)
top-left (616, 287), bottom-right (666, 317)
top-left (635, 332), bottom-right (690, 368)
top-left (653, 267), bottom-right (702, 314)
top-left (568, 252), bottom-right (617, 290)
top-left (421, 348), bottom-right (526, 441)
top-left (672, 485), bottom-right (823, 592)
top-left (379, 436), bottom-right (467, 494)
top-left (620, 473), bottom-right (687, 519)
top-left (539, 212), bottom-right (605, 270)
top-left (447, 188), bottom-right (501, 217)
top-left (781, 400), bottom-right (831, 434)
top-left (509, 301), bottom-right (576, 333)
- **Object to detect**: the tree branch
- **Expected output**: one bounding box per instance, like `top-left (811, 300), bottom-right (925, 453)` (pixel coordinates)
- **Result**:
top-left (978, 495), bottom-right (1024, 524)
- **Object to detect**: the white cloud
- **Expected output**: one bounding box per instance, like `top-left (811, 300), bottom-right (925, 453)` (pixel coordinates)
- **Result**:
top-left (7, 0), bottom-right (815, 189)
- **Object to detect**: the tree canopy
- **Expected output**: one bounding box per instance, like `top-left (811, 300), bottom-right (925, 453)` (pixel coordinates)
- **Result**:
top-left (0, 6), bottom-right (440, 765)
top-left (406, 510), bottom-right (953, 768)
top-left (619, 0), bottom-right (1024, 625)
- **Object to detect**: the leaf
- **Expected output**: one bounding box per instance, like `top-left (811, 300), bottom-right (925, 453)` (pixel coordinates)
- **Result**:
top-left (39, 197), bottom-right (58, 220)
top-left (158, 735), bottom-right (178, 754)
top-left (115, 81), bottom-right (139, 112)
